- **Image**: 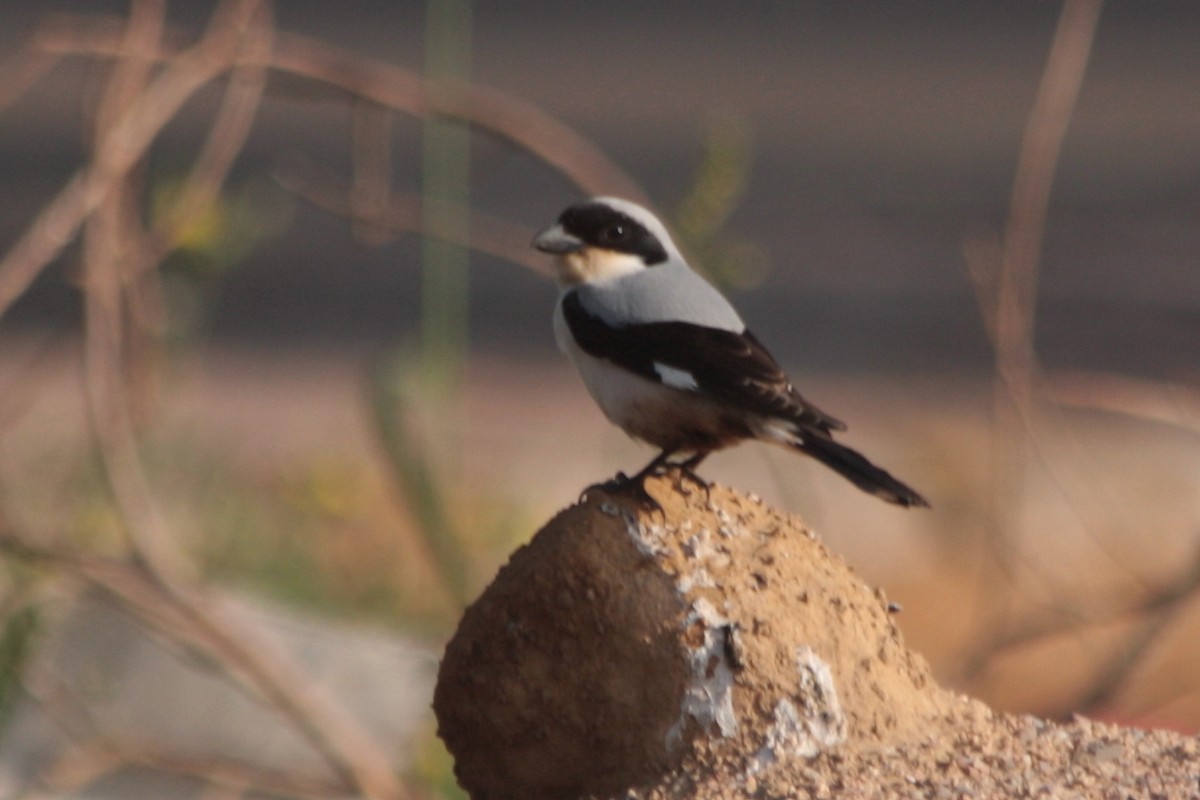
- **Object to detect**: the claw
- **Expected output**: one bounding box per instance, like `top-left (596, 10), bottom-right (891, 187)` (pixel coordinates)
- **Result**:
top-left (621, 476), bottom-right (664, 514)
top-left (674, 466), bottom-right (711, 501)
top-left (672, 452), bottom-right (712, 500)
top-left (580, 470), bottom-right (663, 513)
top-left (581, 449), bottom-right (712, 514)
top-left (579, 474), bottom-right (626, 502)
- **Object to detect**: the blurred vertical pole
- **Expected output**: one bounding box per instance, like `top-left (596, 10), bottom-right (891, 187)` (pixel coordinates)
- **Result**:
top-left (969, 0), bottom-right (1103, 677)
top-left (990, 0), bottom-right (1102, 513)
top-left (995, 0), bottom-right (1103, 407)
top-left (421, 0), bottom-right (472, 399)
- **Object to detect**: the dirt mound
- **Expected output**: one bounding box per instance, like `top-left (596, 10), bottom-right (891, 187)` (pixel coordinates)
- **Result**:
top-left (434, 474), bottom-right (1200, 800)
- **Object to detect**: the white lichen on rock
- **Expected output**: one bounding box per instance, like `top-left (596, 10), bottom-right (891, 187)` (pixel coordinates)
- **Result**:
top-left (623, 512), bottom-right (668, 556)
top-left (678, 568), bottom-right (716, 593)
top-left (749, 647), bottom-right (846, 773)
top-left (667, 597), bottom-right (739, 751)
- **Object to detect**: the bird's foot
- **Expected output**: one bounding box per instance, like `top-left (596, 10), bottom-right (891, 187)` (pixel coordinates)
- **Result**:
top-left (621, 476), bottom-right (665, 513)
top-left (580, 450), bottom-right (710, 514)
top-left (580, 470), bottom-right (663, 513)
top-left (580, 472), bottom-right (629, 498)
top-left (671, 464), bottom-right (711, 502)
top-left (667, 452), bottom-right (712, 501)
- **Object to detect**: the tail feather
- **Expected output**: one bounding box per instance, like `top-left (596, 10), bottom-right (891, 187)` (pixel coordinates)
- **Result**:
top-left (797, 434), bottom-right (929, 508)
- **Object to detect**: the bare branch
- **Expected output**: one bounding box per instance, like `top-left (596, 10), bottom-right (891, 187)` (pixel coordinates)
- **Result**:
top-left (0, 5), bottom-right (411, 794)
top-left (0, 2), bottom-right (264, 323)
top-left (277, 155), bottom-right (552, 277)
top-left (1, 10), bottom-right (644, 324)
top-left (1043, 370), bottom-right (1200, 437)
top-left (31, 14), bottom-right (649, 204)
top-left (959, 0), bottom-right (1105, 684)
top-left (1071, 548), bottom-right (1200, 715)
top-left (0, 528), bottom-right (408, 800)
top-left (974, 545), bottom-right (1200, 658)
top-left (993, 0), bottom-right (1103, 402)
top-left (350, 100), bottom-right (396, 246)
top-left (148, 4), bottom-right (272, 261)
top-left (80, 0), bottom-right (180, 577)
top-left (24, 665), bottom-right (347, 799)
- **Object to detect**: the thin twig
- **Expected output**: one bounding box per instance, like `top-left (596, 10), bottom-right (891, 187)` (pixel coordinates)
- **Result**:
top-left (147, 4), bottom-right (273, 263)
top-left (993, 0), bottom-right (1103, 402)
top-left (0, 9), bottom-right (650, 800)
top-left (974, 545), bottom-right (1200, 658)
top-left (1043, 370), bottom-right (1200, 437)
top-left (123, 0), bottom-right (274, 413)
top-left (2, 10), bottom-right (643, 322)
top-left (0, 2), bottom-right (263, 323)
top-left (367, 357), bottom-right (470, 611)
top-left (1, 4), bottom-right (410, 795)
top-left (31, 14), bottom-right (649, 204)
top-left (350, 99), bottom-right (396, 246)
top-left (25, 664), bottom-right (346, 799)
top-left (155, 587), bottom-right (407, 800)
top-left (277, 155), bottom-right (552, 277)
top-left (0, 528), bottom-right (408, 800)
top-left (80, 0), bottom-right (180, 579)
top-left (1072, 548), bottom-right (1200, 715)
top-left (963, 0), bottom-right (1104, 678)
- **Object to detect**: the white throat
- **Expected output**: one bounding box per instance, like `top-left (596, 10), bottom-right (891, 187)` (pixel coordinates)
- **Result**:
top-left (554, 249), bottom-right (647, 286)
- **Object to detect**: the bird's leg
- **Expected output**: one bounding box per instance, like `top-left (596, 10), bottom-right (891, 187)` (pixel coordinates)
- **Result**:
top-left (580, 449), bottom-right (674, 510)
top-left (615, 449), bottom-right (679, 511)
top-left (674, 451), bottom-right (712, 499)
top-left (629, 449), bottom-right (677, 483)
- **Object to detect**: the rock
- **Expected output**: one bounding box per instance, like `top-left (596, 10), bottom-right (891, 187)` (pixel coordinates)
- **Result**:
top-left (434, 473), bottom-right (1200, 800)
top-left (433, 474), bottom-right (957, 799)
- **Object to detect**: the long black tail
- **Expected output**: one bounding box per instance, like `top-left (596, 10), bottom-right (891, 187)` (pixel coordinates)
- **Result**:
top-left (797, 434), bottom-right (929, 508)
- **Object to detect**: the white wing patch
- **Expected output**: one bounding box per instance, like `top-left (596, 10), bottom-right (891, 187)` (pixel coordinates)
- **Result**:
top-left (654, 362), bottom-right (699, 391)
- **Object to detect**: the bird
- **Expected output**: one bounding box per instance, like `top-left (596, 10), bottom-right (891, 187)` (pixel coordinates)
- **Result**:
top-left (531, 196), bottom-right (928, 508)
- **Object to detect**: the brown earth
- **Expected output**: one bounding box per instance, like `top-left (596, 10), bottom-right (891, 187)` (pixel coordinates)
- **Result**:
top-left (434, 473), bottom-right (1199, 800)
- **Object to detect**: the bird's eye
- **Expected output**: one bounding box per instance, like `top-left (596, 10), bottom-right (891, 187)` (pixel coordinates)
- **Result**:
top-left (600, 224), bottom-right (626, 244)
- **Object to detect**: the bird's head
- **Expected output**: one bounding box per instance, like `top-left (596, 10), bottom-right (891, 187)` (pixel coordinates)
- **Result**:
top-left (532, 197), bottom-right (679, 285)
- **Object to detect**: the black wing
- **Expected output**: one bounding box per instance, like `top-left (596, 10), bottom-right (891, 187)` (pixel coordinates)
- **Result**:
top-left (561, 291), bottom-right (846, 434)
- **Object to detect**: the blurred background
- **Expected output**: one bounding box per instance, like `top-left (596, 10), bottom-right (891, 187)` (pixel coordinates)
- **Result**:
top-left (0, 1), bottom-right (1196, 798)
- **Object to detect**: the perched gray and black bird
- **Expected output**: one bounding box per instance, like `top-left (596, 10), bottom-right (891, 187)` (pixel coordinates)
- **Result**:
top-left (532, 197), bottom-right (928, 508)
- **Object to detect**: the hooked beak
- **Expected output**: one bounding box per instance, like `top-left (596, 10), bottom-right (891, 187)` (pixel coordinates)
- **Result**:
top-left (532, 224), bottom-right (584, 254)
